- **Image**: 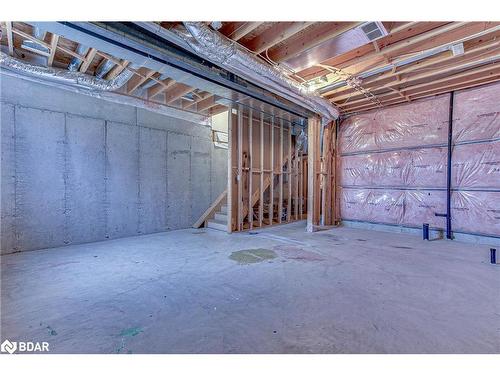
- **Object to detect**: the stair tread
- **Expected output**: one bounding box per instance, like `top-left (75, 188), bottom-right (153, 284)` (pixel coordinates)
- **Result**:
top-left (207, 219), bottom-right (227, 232)
top-left (209, 218), bottom-right (226, 225)
top-left (215, 212), bottom-right (228, 220)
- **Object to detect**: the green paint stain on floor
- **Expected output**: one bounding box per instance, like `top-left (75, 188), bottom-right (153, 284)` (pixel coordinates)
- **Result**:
top-left (46, 325), bottom-right (57, 336)
top-left (229, 248), bottom-right (277, 265)
top-left (119, 327), bottom-right (142, 337)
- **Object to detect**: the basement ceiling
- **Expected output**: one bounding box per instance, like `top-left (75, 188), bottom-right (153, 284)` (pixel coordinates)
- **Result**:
top-left (213, 21), bottom-right (500, 115)
top-left (2, 21), bottom-right (499, 117)
top-left (0, 22), bottom-right (230, 117)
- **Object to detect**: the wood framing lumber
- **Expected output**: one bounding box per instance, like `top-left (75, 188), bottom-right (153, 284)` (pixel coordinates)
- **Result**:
top-left (47, 34), bottom-right (59, 67)
top-left (237, 105), bottom-right (243, 231)
top-left (259, 112), bottom-right (264, 227)
top-left (227, 108), bottom-right (234, 233)
top-left (192, 190), bottom-right (227, 228)
top-left (5, 22), bottom-right (14, 56)
top-left (307, 116), bottom-right (321, 232)
top-left (229, 22), bottom-right (263, 41)
top-left (79, 48), bottom-right (97, 73)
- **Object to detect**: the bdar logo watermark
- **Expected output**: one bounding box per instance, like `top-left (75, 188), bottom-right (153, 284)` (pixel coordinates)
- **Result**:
top-left (1, 340), bottom-right (17, 354)
top-left (1, 339), bottom-right (49, 354)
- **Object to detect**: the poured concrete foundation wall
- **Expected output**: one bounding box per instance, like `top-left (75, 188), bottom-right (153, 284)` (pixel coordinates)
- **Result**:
top-left (0, 74), bottom-right (227, 254)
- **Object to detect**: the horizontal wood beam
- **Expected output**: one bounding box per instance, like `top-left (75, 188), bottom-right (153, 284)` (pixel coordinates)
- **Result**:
top-left (165, 82), bottom-right (194, 104)
top-left (300, 22), bottom-right (500, 83)
top-left (105, 59), bottom-right (129, 80)
top-left (47, 34), bottom-right (59, 67)
top-left (327, 36), bottom-right (500, 100)
top-left (184, 92), bottom-right (212, 109)
top-left (79, 48), bottom-right (97, 73)
top-left (208, 104), bottom-right (228, 116)
top-left (11, 27), bottom-right (83, 60)
top-left (268, 22), bottom-right (361, 63)
top-left (244, 22), bottom-right (314, 54)
top-left (330, 22), bottom-right (468, 75)
top-left (342, 63), bottom-right (500, 112)
top-left (296, 22), bottom-right (450, 80)
top-left (126, 67), bottom-right (155, 94)
top-left (196, 95), bottom-right (218, 111)
top-left (331, 52), bottom-right (500, 104)
top-left (229, 22), bottom-right (263, 41)
top-left (347, 22), bottom-right (499, 78)
top-left (147, 77), bottom-right (175, 99)
top-left (344, 74), bottom-right (500, 115)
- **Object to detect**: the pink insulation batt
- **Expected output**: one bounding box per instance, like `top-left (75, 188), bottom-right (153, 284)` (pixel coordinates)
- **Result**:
top-left (338, 82), bottom-right (500, 237)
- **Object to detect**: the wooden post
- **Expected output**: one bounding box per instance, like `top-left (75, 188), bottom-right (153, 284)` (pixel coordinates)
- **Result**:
top-left (299, 150), bottom-right (303, 219)
top-left (307, 116), bottom-right (321, 232)
top-left (287, 122), bottom-right (292, 223)
top-left (333, 120), bottom-right (338, 225)
top-left (269, 116), bottom-right (274, 225)
top-left (237, 105), bottom-right (243, 231)
top-left (294, 131), bottom-right (299, 221)
top-left (248, 108), bottom-right (253, 230)
top-left (259, 112), bottom-right (264, 227)
top-left (278, 118), bottom-right (284, 224)
top-left (326, 121), bottom-right (336, 225)
top-left (321, 125), bottom-right (328, 226)
top-left (227, 108), bottom-right (233, 233)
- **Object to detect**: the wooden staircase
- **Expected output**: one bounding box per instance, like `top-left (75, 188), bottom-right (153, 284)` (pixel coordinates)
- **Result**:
top-left (207, 204), bottom-right (229, 231)
top-left (193, 150), bottom-right (298, 232)
top-left (192, 190), bottom-right (228, 231)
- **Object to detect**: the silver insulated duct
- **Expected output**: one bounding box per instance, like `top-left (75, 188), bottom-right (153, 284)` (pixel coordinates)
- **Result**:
top-left (67, 44), bottom-right (89, 72)
top-left (0, 51), bottom-right (134, 91)
top-left (21, 26), bottom-right (49, 56)
top-left (171, 22), bottom-right (340, 121)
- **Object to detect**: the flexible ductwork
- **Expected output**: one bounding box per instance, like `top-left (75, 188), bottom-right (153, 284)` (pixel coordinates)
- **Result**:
top-left (0, 51), bottom-right (134, 91)
top-left (67, 44), bottom-right (89, 72)
top-left (1, 65), bottom-right (210, 126)
top-left (21, 26), bottom-right (49, 56)
top-left (170, 22), bottom-right (339, 121)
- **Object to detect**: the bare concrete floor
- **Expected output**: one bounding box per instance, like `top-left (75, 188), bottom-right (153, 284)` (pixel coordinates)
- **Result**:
top-left (1, 222), bottom-right (499, 353)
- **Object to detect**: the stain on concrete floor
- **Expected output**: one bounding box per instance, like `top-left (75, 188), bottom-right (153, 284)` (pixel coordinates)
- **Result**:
top-left (229, 249), bottom-right (277, 264)
top-left (119, 327), bottom-right (143, 337)
top-left (46, 325), bottom-right (57, 336)
top-left (273, 245), bottom-right (325, 261)
top-left (320, 233), bottom-right (341, 242)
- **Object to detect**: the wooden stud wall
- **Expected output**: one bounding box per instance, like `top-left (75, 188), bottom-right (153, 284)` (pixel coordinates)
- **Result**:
top-left (306, 117), bottom-right (337, 232)
top-left (227, 106), bottom-right (307, 232)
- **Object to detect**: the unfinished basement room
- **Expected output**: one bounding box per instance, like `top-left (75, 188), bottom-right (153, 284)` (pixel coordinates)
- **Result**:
top-left (1, 4), bottom-right (500, 367)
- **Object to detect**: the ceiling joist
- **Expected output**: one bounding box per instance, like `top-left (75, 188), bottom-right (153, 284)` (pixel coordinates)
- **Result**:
top-left (3, 21), bottom-right (500, 118)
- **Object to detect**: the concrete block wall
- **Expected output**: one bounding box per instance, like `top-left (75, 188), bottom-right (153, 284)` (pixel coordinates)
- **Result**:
top-left (0, 74), bottom-right (227, 254)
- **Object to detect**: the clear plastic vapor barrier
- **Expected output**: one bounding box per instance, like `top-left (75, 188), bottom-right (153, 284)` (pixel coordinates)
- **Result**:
top-left (338, 82), bottom-right (500, 237)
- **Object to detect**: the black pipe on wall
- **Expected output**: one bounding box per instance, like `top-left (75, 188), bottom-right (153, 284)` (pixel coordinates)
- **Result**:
top-left (446, 92), bottom-right (454, 240)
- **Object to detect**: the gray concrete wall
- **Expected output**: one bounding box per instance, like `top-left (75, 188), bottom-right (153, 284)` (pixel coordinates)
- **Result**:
top-left (0, 74), bottom-right (227, 254)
